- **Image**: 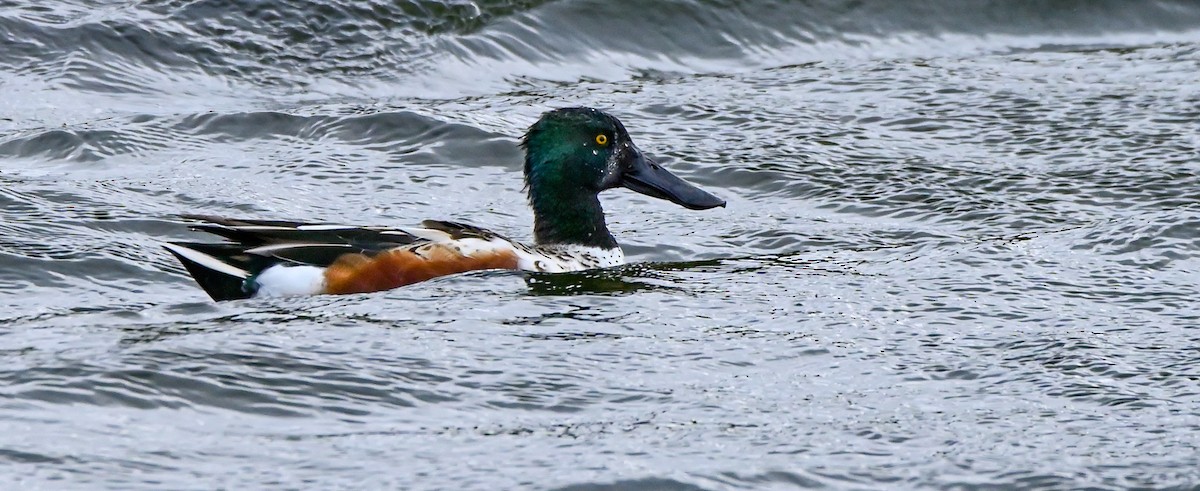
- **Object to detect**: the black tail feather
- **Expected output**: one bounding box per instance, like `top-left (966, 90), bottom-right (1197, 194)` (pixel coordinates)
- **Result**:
top-left (163, 243), bottom-right (256, 301)
top-left (181, 215), bottom-right (420, 249)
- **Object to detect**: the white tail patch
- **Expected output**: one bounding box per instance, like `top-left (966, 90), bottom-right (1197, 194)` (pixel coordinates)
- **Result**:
top-left (253, 265), bottom-right (326, 297)
top-left (163, 243), bottom-right (249, 278)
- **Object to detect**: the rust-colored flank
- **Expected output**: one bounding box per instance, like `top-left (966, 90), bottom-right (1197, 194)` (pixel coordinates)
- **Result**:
top-left (323, 245), bottom-right (520, 295)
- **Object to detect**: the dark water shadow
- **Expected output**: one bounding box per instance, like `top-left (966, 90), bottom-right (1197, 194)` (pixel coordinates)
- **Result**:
top-left (520, 259), bottom-right (726, 297)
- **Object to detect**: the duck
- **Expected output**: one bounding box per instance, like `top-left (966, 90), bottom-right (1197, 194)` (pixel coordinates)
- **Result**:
top-left (164, 107), bottom-right (726, 301)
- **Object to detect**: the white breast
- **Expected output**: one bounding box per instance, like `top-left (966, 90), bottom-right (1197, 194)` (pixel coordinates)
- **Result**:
top-left (515, 245), bottom-right (625, 273)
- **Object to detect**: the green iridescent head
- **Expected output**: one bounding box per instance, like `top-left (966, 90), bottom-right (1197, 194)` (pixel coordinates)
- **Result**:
top-left (520, 107), bottom-right (725, 248)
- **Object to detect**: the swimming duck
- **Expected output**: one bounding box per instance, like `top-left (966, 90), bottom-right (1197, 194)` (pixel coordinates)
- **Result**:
top-left (165, 107), bottom-right (725, 301)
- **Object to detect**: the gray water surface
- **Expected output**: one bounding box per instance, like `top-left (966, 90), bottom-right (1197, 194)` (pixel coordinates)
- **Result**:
top-left (2, 1), bottom-right (1199, 489)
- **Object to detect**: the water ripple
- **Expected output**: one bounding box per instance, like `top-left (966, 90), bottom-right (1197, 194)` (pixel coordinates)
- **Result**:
top-left (3, 1), bottom-right (1200, 490)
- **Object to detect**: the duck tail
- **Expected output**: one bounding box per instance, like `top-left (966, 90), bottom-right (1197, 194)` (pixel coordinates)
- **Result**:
top-left (163, 242), bottom-right (260, 301)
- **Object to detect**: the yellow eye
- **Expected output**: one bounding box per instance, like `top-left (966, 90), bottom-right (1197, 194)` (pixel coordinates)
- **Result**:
top-left (595, 134), bottom-right (608, 145)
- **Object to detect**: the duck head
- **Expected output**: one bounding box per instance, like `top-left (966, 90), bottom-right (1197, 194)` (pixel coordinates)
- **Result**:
top-left (522, 107), bottom-right (726, 212)
top-left (520, 107), bottom-right (724, 248)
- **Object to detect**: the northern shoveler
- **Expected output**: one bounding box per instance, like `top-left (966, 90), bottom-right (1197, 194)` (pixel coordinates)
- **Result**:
top-left (165, 107), bottom-right (725, 301)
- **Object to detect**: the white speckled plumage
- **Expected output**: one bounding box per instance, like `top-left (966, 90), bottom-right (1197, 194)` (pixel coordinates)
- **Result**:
top-left (514, 244), bottom-right (625, 272)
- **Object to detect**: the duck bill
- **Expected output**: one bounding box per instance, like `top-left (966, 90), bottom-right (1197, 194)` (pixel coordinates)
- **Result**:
top-left (621, 150), bottom-right (726, 210)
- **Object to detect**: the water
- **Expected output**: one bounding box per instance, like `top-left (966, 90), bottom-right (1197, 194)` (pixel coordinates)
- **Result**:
top-left (2, 1), bottom-right (1200, 489)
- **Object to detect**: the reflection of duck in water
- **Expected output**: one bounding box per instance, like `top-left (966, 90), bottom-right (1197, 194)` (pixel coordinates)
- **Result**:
top-left (165, 107), bottom-right (725, 301)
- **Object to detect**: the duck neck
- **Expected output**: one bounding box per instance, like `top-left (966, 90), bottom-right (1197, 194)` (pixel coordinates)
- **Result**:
top-left (528, 185), bottom-right (618, 250)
